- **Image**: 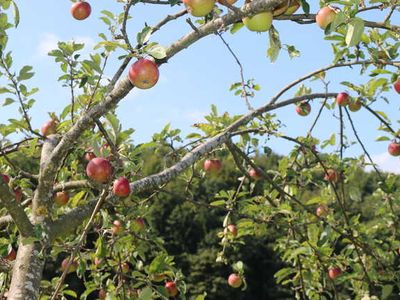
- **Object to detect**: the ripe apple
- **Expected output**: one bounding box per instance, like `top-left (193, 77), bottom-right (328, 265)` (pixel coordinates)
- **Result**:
top-left (113, 177), bottom-right (131, 197)
top-left (1, 174), bottom-right (10, 184)
top-left (84, 151), bottom-right (96, 161)
top-left (224, 224), bottom-right (238, 237)
top-left (316, 6), bottom-right (337, 30)
top-left (14, 187), bottom-right (23, 203)
top-left (61, 258), bottom-right (78, 273)
top-left (228, 273), bottom-right (242, 288)
top-left (133, 218), bottom-right (145, 231)
top-left (388, 142), bottom-right (400, 156)
top-left (203, 159), bottom-right (222, 174)
top-left (336, 92), bottom-right (349, 106)
top-left (182, 0), bottom-right (215, 17)
top-left (54, 191), bottom-right (69, 206)
top-left (71, 1), bottom-right (91, 20)
top-left (324, 169), bottom-right (338, 183)
top-left (348, 99), bottom-right (362, 112)
top-left (165, 281), bottom-right (178, 297)
top-left (112, 220), bottom-right (123, 235)
top-left (86, 157), bottom-right (112, 183)
top-left (295, 102), bottom-right (311, 116)
top-left (248, 167), bottom-right (262, 180)
top-left (5, 248), bottom-right (16, 261)
top-left (316, 204), bottom-right (329, 217)
top-left (121, 262), bottom-right (130, 273)
top-left (394, 79), bottom-right (400, 94)
top-left (41, 119), bottom-right (57, 137)
top-left (128, 58), bottom-right (159, 89)
top-left (284, 0), bottom-right (300, 15)
top-left (98, 289), bottom-right (107, 300)
top-left (242, 12), bottom-right (273, 32)
top-left (328, 267), bottom-right (342, 280)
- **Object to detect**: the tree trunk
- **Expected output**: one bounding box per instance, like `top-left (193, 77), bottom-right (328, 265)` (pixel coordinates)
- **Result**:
top-left (8, 242), bottom-right (45, 300)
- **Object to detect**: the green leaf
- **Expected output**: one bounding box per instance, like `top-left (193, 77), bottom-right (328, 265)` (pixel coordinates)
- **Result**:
top-left (137, 26), bottom-right (152, 45)
top-left (345, 18), bottom-right (364, 47)
top-left (139, 287), bottom-right (153, 300)
top-left (266, 26), bottom-right (281, 63)
top-left (17, 65), bottom-right (34, 81)
top-left (230, 22), bottom-right (244, 34)
top-left (144, 43), bottom-right (166, 59)
top-left (11, 1), bottom-right (19, 27)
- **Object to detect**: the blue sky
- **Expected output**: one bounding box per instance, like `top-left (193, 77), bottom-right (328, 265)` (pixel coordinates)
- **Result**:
top-left (2, 1), bottom-right (400, 172)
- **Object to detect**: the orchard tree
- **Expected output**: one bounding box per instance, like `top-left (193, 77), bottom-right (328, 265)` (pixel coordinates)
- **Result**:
top-left (0, 0), bottom-right (399, 299)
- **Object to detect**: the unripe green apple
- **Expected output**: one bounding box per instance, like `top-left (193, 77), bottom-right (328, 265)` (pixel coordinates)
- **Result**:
top-left (242, 12), bottom-right (273, 32)
top-left (284, 0), bottom-right (300, 15)
top-left (348, 99), bottom-right (362, 112)
top-left (182, 0), bottom-right (215, 17)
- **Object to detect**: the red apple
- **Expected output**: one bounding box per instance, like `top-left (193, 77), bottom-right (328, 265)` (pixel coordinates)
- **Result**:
top-left (14, 187), bottom-right (23, 203)
top-left (388, 142), bottom-right (400, 156)
top-left (54, 191), bottom-right (69, 206)
top-left (41, 119), bottom-right (57, 137)
top-left (121, 262), bottom-right (130, 273)
top-left (228, 273), bottom-right (242, 288)
top-left (348, 99), bottom-right (362, 112)
top-left (84, 151), bottom-right (96, 161)
top-left (86, 157), bottom-right (112, 183)
top-left (328, 267), bottom-right (342, 280)
top-left (98, 289), bottom-right (107, 300)
top-left (316, 6), bottom-right (337, 30)
top-left (394, 79), bottom-right (400, 94)
top-left (248, 168), bottom-right (262, 180)
top-left (61, 258), bottom-right (78, 273)
top-left (133, 218), bottom-right (145, 231)
top-left (224, 224), bottom-right (238, 237)
top-left (242, 12), bottom-right (273, 32)
top-left (1, 174), bottom-right (10, 184)
top-left (112, 220), bottom-right (123, 235)
top-left (203, 159), bottom-right (222, 174)
top-left (71, 1), bottom-right (91, 20)
top-left (324, 169), bottom-right (338, 183)
top-left (165, 281), bottom-right (178, 297)
top-left (316, 205), bottom-right (329, 217)
top-left (5, 248), bottom-right (16, 261)
top-left (128, 58), bottom-right (159, 89)
top-left (295, 102), bottom-right (311, 116)
top-left (113, 177), bottom-right (131, 197)
top-left (182, 0), bottom-right (215, 17)
top-left (336, 92), bottom-right (349, 106)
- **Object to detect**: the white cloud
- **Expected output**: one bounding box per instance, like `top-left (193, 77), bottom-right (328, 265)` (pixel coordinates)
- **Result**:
top-left (365, 152), bottom-right (400, 174)
top-left (37, 33), bottom-right (59, 57)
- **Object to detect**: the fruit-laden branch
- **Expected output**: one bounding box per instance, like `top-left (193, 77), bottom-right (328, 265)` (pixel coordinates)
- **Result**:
top-left (38, 0), bottom-right (283, 215)
top-left (50, 92), bottom-right (335, 239)
top-left (276, 13), bottom-right (400, 32)
top-left (0, 181), bottom-right (34, 238)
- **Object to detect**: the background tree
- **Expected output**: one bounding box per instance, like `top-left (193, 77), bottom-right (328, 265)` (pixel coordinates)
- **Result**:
top-left (0, 0), bottom-right (399, 299)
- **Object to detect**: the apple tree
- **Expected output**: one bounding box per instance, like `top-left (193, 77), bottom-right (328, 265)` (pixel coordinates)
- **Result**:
top-left (0, 0), bottom-right (399, 299)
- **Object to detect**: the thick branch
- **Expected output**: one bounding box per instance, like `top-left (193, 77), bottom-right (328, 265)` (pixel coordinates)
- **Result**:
top-left (0, 181), bottom-right (34, 237)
